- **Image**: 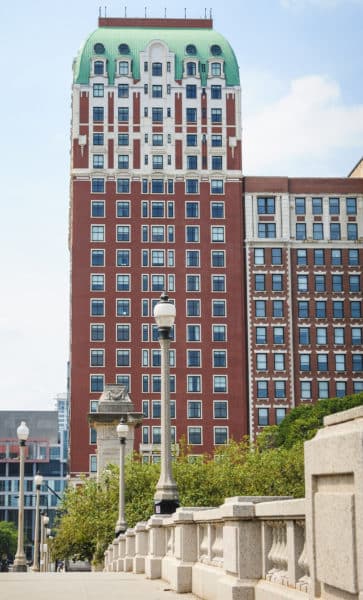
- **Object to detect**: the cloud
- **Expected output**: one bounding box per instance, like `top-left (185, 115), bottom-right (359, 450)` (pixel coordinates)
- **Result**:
top-left (243, 74), bottom-right (363, 175)
top-left (281, 0), bottom-right (363, 8)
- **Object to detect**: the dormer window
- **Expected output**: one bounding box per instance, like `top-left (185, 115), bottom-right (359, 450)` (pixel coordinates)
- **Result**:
top-left (118, 43), bottom-right (130, 54)
top-left (152, 62), bottom-right (162, 76)
top-left (211, 44), bottom-right (222, 56)
top-left (119, 61), bottom-right (129, 76)
top-left (186, 44), bottom-right (197, 55)
top-left (94, 43), bottom-right (105, 54)
top-left (211, 62), bottom-right (222, 76)
top-left (186, 62), bottom-right (197, 76)
top-left (94, 61), bottom-right (105, 75)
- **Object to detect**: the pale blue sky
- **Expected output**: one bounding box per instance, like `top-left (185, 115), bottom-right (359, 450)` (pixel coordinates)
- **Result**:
top-left (0, 0), bottom-right (362, 412)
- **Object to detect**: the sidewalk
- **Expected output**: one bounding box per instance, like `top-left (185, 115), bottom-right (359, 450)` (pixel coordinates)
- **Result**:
top-left (0, 572), bottom-right (198, 600)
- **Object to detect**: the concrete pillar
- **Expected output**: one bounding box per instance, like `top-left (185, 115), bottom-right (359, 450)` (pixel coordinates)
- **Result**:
top-left (145, 516), bottom-right (166, 579)
top-left (133, 522), bottom-right (148, 574)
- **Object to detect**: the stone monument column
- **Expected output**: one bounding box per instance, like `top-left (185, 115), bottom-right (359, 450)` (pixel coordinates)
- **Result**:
top-left (88, 384), bottom-right (143, 477)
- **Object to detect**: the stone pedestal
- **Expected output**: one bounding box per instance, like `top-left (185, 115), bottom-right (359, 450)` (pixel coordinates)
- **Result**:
top-left (88, 384), bottom-right (143, 476)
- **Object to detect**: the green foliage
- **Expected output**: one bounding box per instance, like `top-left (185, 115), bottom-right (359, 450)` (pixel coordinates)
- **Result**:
top-left (0, 521), bottom-right (17, 559)
top-left (52, 393), bottom-right (363, 562)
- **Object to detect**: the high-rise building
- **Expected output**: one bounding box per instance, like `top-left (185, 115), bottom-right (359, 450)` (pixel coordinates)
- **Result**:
top-left (69, 16), bottom-right (363, 476)
top-left (69, 17), bottom-right (247, 475)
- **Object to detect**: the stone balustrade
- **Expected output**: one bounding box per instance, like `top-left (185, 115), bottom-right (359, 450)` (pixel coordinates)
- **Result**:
top-left (103, 405), bottom-right (363, 600)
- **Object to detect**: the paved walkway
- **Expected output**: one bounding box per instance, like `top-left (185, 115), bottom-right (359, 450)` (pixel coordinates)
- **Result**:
top-left (0, 572), bottom-right (198, 600)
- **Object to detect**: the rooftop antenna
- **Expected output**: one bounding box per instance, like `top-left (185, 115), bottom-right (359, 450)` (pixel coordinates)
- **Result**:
top-left (164, 7), bottom-right (167, 17)
top-left (184, 8), bottom-right (187, 18)
top-left (145, 6), bottom-right (147, 17)
top-left (204, 8), bottom-right (207, 18)
top-left (210, 7), bottom-right (212, 19)
top-left (104, 6), bottom-right (107, 17)
top-left (99, 6), bottom-right (102, 17)
top-left (125, 5), bottom-right (127, 17)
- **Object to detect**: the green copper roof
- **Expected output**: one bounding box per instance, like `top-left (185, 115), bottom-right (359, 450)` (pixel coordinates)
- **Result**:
top-left (73, 26), bottom-right (240, 86)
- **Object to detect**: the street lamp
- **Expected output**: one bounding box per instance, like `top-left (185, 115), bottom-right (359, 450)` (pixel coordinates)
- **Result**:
top-left (40, 514), bottom-right (49, 572)
top-left (13, 421), bottom-right (29, 572)
top-left (153, 292), bottom-right (179, 514)
top-left (32, 472), bottom-right (43, 571)
top-left (115, 418), bottom-right (129, 536)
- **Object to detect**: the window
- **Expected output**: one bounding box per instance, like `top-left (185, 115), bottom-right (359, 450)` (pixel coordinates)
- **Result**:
top-left (91, 324), bottom-right (104, 341)
top-left (275, 407), bottom-right (286, 424)
top-left (117, 134), bottom-right (129, 147)
top-left (334, 327), bottom-right (345, 344)
top-left (295, 198), bottom-right (306, 214)
top-left (317, 354), bottom-right (328, 371)
top-left (300, 381), bottom-right (312, 399)
top-left (314, 249), bottom-right (325, 266)
top-left (211, 180), bottom-right (224, 194)
top-left (258, 408), bottom-right (269, 427)
top-left (346, 197), bottom-right (357, 215)
top-left (312, 197), bottom-right (322, 214)
top-left (212, 156), bottom-right (222, 170)
top-left (186, 61), bottom-right (197, 75)
top-left (186, 275), bottom-right (200, 291)
top-left (213, 350), bottom-right (226, 367)
top-left (211, 202), bottom-right (224, 218)
top-left (91, 225), bottom-right (104, 241)
top-left (151, 226), bottom-right (164, 242)
top-left (90, 349), bottom-right (104, 367)
top-left (273, 327), bottom-right (284, 344)
top-left (117, 178), bottom-right (130, 193)
top-left (257, 380), bottom-right (268, 398)
top-left (351, 301), bottom-right (361, 318)
top-left (92, 178), bottom-right (105, 193)
top-left (93, 106), bottom-right (104, 122)
top-left (118, 155), bottom-right (129, 169)
top-left (211, 226), bottom-right (224, 242)
top-left (213, 325), bottom-right (226, 341)
top-left (353, 382), bottom-right (363, 393)
top-left (117, 299), bottom-right (130, 316)
top-left (335, 354), bottom-right (346, 371)
top-left (271, 248), bottom-right (282, 265)
top-left (117, 250), bottom-right (130, 267)
top-left (348, 249), bottom-right (359, 265)
top-left (315, 275), bottom-right (326, 292)
top-left (211, 84), bottom-right (222, 99)
top-left (256, 353), bottom-right (267, 370)
top-left (116, 201), bottom-right (130, 218)
top-left (331, 249), bottom-right (342, 265)
top-left (187, 134), bottom-right (197, 146)
top-left (272, 274), bottom-right (283, 291)
top-left (214, 401), bottom-right (227, 419)
top-left (353, 355), bottom-right (363, 371)
top-left (212, 275), bottom-right (225, 292)
top-left (256, 326), bottom-right (267, 344)
top-left (186, 250), bottom-right (200, 267)
top-left (257, 197), bottom-right (275, 214)
top-left (118, 83), bottom-right (129, 98)
top-left (275, 381), bottom-right (286, 399)
top-left (186, 84), bottom-right (197, 98)
top-left (329, 197), bottom-right (340, 214)
top-left (211, 108), bottom-right (222, 123)
top-left (116, 225), bottom-right (130, 242)
top-left (151, 250), bottom-right (165, 266)
top-left (116, 324), bottom-right (130, 341)
top-left (316, 327), bottom-right (327, 345)
top-left (119, 61), bottom-right (129, 75)
top-left (152, 155), bottom-right (163, 170)
top-left (93, 83), bottom-right (104, 97)
top-left (186, 226), bottom-right (199, 242)
top-left (211, 62), bottom-right (221, 75)
top-left (254, 248), bottom-right (265, 265)
top-left (211, 134), bottom-right (222, 147)
top-left (297, 249), bottom-right (307, 265)
top-left (347, 223), bottom-right (358, 240)
top-left (298, 301), bottom-right (309, 318)
top-left (274, 353), bottom-right (285, 371)
top-left (186, 179), bottom-right (199, 194)
top-left (116, 274), bottom-right (130, 291)
top-left (91, 274), bottom-right (104, 291)
top-left (187, 350), bottom-right (201, 368)
top-left (212, 300), bottom-right (226, 316)
top-left (152, 85), bottom-right (162, 98)
top-left (333, 301), bottom-right (344, 318)
top-left (299, 327), bottom-right (310, 344)
top-left (336, 381), bottom-right (347, 397)
top-left (299, 354), bottom-right (311, 371)
top-left (91, 249), bottom-right (104, 266)
top-left (187, 299), bottom-right (200, 316)
top-left (296, 223), bottom-right (306, 240)
top-left (151, 275), bottom-right (165, 292)
top-left (93, 133), bottom-right (104, 146)
top-left (297, 275), bottom-right (309, 292)
top-left (94, 60), bottom-right (104, 75)
top-left (188, 427), bottom-right (202, 445)
top-left (316, 301), bottom-right (327, 318)
top-left (258, 223), bottom-right (276, 238)
top-left (186, 107), bottom-right (197, 122)
top-left (214, 375), bottom-right (227, 392)
top-left (254, 274), bottom-right (265, 291)
top-left (118, 107), bottom-right (129, 122)
top-left (330, 223), bottom-right (341, 240)
top-left (316, 381), bottom-right (329, 399)
top-left (212, 251), bottom-right (225, 267)
top-left (90, 375), bottom-right (104, 392)
top-left (187, 324), bottom-right (200, 342)
top-left (188, 401), bottom-right (201, 419)
top-left (255, 300), bottom-right (266, 318)
top-left (352, 327), bottom-right (362, 345)
top-left (332, 274), bottom-right (343, 292)
top-left (187, 375), bottom-right (201, 392)
top-left (152, 427), bottom-right (161, 444)
top-left (214, 427), bottom-right (228, 444)
top-left (152, 62), bottom-right (162, 76)
top-left (313, 223), bottom-right (324, 240)
top-left (186, 155), bottom-right (198, 170)
top-left (91, 299), bottom-right (104, 316)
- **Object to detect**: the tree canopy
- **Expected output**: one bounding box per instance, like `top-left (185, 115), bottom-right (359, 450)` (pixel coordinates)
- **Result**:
top-left (0, 521), bottom-right (17, 559)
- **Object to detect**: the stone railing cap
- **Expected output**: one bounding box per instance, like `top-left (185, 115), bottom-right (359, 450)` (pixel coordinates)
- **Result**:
top-left (255, 498), bottom-right (305, 518)
top-left (324, 405), bottom-right (363, 427)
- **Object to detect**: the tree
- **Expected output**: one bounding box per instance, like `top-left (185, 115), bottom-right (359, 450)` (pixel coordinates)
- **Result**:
top-left (0, 521), bottom-right (17, 560)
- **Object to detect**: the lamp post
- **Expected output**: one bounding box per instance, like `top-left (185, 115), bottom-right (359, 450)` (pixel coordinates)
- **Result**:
top-left (153, 292), bottom-right (179, 514)
top-left (32, 472), bottom-right (43, 571)
top-left (13, 421), bottom-right (29, 572)
top-left (40, 514), bottom-right (49, 572)
top-left (115, 419), bottom-right (129, 536)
